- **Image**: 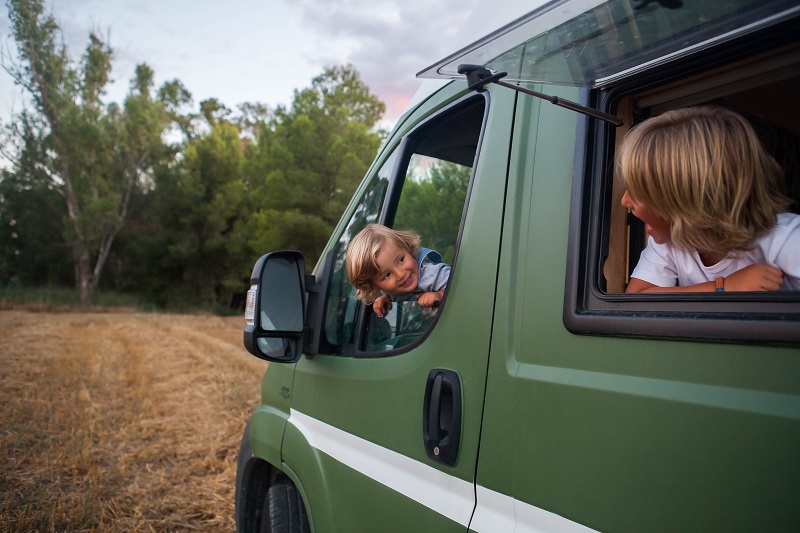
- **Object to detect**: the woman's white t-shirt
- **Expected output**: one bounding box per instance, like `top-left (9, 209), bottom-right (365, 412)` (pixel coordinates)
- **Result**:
top-left (631, 212), bottom-right (800, 291)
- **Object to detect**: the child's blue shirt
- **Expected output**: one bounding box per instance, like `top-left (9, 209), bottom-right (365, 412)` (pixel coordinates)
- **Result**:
top-left (416, 247), bottom-right (451, 293)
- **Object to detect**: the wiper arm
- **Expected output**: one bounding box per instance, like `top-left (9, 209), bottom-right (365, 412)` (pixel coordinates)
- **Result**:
top-left (458, 64), bottom-right (624, 127)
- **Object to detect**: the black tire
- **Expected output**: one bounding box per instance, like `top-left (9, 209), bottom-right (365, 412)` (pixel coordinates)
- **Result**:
top-left (259, 482), bottom-right (310, 533)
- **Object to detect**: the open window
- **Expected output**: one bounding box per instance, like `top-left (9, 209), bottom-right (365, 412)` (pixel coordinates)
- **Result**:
top-left (564, 9), bottom-right (800, 343)
top-left (316, 94), bottom-right (487, 356)
top-left (603, 45), bottom-right (800, 294)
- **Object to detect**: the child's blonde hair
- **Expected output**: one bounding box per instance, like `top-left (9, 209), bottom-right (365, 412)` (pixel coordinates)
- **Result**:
top-left (618, 105), bottom-right (790, 254)
top-left (346, 224), bottom-right (421, 304)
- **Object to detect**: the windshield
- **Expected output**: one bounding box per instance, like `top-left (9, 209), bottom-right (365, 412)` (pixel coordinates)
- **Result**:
top-left (418, 0), bottom-right (800, 87)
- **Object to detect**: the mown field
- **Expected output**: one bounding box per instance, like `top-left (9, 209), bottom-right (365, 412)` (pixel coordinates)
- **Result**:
top-left (0, 310), bottom-right (266, 532)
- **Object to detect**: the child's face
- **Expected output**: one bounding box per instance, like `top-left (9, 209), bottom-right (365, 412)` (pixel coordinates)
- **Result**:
top-left (371, 238), bottom-right (420, 295)
top-left (621, 190), bottom-right (672, 244)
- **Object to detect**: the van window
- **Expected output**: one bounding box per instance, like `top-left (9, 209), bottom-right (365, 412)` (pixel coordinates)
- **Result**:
top-left (321, 153), bottom-right (393, 354)
top-left (360, 96), bottom-right (484, 354)
top-left (565, 31), bottom-right (800, 343)
top-left (362, 156), bottom-right (472, 353)
top-left (319, 95), bottom-right (486, 356)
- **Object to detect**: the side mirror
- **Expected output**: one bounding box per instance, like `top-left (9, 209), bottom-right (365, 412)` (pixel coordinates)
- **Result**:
top-left (243, 251), bottom-right (306, 362)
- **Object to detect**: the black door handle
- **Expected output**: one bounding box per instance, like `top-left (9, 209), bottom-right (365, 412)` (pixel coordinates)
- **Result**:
top-left (423, 369), bottom-right (462, 467)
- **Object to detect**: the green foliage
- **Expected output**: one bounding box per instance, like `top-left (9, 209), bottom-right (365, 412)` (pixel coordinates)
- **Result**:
top-left (130, 65), bottom-right (385, 309)
top-left (113, 117), bottom-right (246, 309)
top-left (246, 65), bottom-right (385, 267)
top-left (395, 161), bottom-right (471, 263)
top-left (0, 172), bottom-right (72, 286)
top-left (0, 284), bottom-right (151, 310)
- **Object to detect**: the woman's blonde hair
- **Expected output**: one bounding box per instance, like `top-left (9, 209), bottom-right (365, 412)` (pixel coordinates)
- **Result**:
top-left (346, 224), bottom-right (421, 304)
top-left (618, 105), bottom-right (790, 254)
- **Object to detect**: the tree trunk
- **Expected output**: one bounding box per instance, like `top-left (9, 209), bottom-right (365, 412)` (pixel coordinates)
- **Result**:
top-left (76, 247), bottom-right (93, 305)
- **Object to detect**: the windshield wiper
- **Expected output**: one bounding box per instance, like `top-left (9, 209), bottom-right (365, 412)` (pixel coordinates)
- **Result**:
top-left (458, 64), bottom-right (624, 127)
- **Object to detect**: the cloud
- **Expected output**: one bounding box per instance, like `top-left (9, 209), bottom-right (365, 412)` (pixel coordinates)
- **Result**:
top-left (290, 0), bottom-right (481, 122)
top-left (1, 0), bottom-right (484, 130)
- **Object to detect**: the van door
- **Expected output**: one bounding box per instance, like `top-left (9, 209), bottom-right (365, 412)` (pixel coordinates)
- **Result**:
top-left (280, 85), bottom-right (517, 531)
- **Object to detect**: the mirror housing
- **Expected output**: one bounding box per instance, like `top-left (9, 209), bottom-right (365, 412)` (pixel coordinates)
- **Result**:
top-left (243, 251), bottom-right (306, 363)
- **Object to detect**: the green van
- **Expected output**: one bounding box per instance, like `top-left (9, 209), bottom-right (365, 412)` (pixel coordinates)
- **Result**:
top-left (236, 1), bottom-right (800, 531)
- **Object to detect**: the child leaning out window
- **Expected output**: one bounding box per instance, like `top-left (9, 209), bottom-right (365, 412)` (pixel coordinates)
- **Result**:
top-left (346, 224), bottom-right (451, 318)
top-left (619, 105), bottom-right (800, 293)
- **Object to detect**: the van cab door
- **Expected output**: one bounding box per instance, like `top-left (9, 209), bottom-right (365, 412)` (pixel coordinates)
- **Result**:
top-left (280, 84), bottom-right (516, 531)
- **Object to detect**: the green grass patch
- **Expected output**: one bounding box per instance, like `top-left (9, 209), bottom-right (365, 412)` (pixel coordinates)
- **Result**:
top-left (0, 285), bottom-right (247, 315)
top-left (0, 285), bottom-right (154, 311)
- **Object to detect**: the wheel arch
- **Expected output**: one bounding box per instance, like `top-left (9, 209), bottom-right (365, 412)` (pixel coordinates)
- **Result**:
top-left (236, 420), bottom-right (313, 532)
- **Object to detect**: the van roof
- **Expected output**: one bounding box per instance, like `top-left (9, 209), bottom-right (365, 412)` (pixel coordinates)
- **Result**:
top-left (416, 0), bottom-right (800, 92)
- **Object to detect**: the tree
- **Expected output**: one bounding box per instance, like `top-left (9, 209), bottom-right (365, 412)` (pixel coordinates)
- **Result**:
top-left (166, 118), bottom-right (249, 307)
top-left (1, 0), bottom-right (180, 302)
top-left (117, 106), bottom-right (251, 309)
top-left (244, 65), bottom-right (386, 266)
top-left (0, 168), bottom-right (72, 286)
top-left (112, 66), bottom-right (385, 310)
top-left (394, 161), bottom-right (471, 264)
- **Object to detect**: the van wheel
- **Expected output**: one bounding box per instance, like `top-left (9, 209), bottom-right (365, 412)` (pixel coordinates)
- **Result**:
top-left (259, 482), bottom-right (310, 533)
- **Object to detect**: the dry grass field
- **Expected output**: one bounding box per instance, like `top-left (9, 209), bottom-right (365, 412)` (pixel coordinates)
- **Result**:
top-left (0, 309), bottom-right (267, 532)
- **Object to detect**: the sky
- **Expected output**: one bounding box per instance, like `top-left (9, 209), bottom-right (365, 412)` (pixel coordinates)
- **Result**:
top-left (1, 0), bottom-right (484, 130)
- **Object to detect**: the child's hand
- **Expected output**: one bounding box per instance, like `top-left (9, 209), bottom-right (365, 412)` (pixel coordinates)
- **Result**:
top-left (725, 264), bottom-right (784, 291)
top-left (416, 290), bottom-right (443, 308)
top-left (373, 295), bottom-right (392, 318)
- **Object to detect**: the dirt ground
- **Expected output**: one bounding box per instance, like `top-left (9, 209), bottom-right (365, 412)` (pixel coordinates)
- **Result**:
top-left (0, 310), bottom-right (267, 532)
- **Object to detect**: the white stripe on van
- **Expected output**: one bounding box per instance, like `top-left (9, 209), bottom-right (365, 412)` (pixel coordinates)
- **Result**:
top-left (288, 409), bottom-right (474, 526)
top-left (287, 409), bottom-right (597, 532)
top-left (471, 486), bottom-right (598, 533)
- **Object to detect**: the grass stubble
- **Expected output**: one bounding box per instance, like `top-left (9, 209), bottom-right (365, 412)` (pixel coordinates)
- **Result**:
top-left (0, 310), bottom-right (266, 532)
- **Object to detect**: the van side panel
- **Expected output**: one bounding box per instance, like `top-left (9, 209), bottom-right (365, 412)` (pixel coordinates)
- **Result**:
top-left (477, 86), bottom-right (800, 531)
